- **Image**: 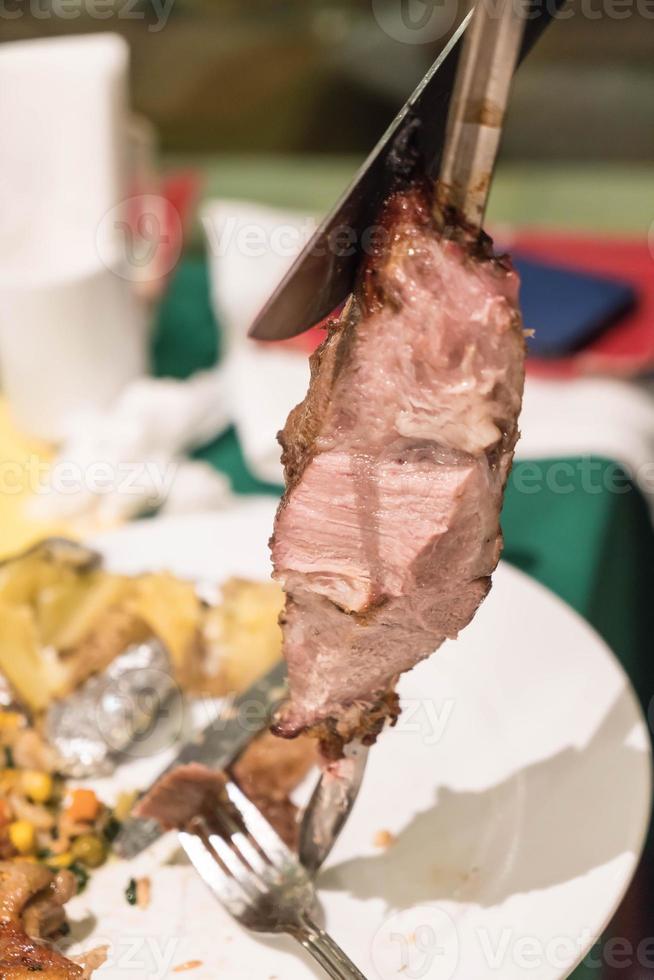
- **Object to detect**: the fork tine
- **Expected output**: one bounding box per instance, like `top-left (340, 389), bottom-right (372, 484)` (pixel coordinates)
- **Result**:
top-left (225, 781), bottom-right (295, 867)
top-left (216, 827), bottom-right (271, 878)
top-left (205, 829), bottom-right (266, 898)
top-left (179, 831), bottom-right (247, 913)
top-left (189, 812), bottom-right (266, 900)
top-left (181, 789), bottom-right (368, 977)
top-left (211, 796), bottom-right (281, 879)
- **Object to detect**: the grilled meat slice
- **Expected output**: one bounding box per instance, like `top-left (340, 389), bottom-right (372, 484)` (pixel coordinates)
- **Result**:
top-left (271, 180), bottom-right (525, 749)
top-left (231, 731), bottom-right (316, 847)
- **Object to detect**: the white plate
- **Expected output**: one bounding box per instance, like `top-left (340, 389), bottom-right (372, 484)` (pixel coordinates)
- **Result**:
top-left (68, 498), bottom-right (651, 980)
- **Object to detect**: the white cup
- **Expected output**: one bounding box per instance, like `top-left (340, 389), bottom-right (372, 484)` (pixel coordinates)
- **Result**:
top-left (0, 258), bottom-right (149, 442)
top-left (0, 34), bottom-right (152, 442)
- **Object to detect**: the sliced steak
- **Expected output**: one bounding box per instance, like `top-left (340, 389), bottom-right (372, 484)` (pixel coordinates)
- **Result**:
top-left (136, 764), bottom-right (230, 832)
top-left (271, 180), bottom-right (525, 750)
top-left (231, 731), bottom-right (316, 848)
top-left (137, 734), bottom-right (316, 848)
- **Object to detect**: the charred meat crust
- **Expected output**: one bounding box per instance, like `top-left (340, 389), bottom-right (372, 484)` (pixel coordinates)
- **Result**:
top-left (277, 297), bottom-right (358, 493)
top-left (272, 689), bottom-right (400, 761)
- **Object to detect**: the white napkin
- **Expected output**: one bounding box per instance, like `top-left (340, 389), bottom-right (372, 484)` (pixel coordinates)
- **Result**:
top-left (204, 199), bottom-right (654, 513)
top-left (31, 370), bottom-right (232, 527)
top-left (225, 346), bottom-right (308, 485)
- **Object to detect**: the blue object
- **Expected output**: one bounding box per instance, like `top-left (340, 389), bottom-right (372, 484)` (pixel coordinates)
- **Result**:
top-left (513, 254), bottom-right (636, 358)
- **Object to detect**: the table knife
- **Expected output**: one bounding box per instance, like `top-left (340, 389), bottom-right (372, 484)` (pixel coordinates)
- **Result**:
top-left (114, 659), bottom-right (287, 859)
top-left (249, 0), bottom-right (564, 342)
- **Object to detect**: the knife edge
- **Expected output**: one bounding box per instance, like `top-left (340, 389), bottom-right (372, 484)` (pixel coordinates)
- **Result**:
top-left (248, 0), bottom-right (564, 342)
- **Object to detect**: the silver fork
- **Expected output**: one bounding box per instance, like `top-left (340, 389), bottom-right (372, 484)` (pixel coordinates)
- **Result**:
top-left (179, 780), bottom-right (367, 979)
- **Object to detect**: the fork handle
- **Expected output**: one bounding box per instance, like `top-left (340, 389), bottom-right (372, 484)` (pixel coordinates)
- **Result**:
top-left (292, 915), bottom-right (367, 979)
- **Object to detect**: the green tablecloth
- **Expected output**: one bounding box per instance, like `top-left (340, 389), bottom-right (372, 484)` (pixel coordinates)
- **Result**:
top-left (154, 209), bottom-right (654, 980)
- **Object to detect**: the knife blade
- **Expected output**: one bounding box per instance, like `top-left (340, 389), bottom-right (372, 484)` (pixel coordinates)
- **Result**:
top-left (249, 0), bottom-right (562, 342)
top-left (114, 659), bottom-right (287, 858)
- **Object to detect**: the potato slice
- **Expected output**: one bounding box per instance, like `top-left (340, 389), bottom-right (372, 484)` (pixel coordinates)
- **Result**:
top-left (50, 574), bottom-right (130, 651)
top-left (128, 573), bottom-right (203, 671)
top-left (0, 603), bottom-right (71, 711)
top-left (0, 540), bottom-right (285, 712)
top-left (0, 555), bottom-right (69, 607)
top-left (202, 578), bottom-right (283, 695)
top-left (0, 546), bottom-right (132, 709)
top-left (0, 540), bottom-right (98, 607)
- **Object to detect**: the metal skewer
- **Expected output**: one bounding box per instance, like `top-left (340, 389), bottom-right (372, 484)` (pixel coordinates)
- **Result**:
top-left (438, 0), bottom-right (527, 231)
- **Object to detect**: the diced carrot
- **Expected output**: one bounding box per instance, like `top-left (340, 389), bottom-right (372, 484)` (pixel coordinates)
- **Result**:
top-left (65, 788), bottom-right (101, 823)
top-left (0, 798), bottom-right (11, 827)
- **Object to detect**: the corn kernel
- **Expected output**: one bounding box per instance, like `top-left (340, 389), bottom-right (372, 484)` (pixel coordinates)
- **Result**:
top-left (47, 851), bottom-right (73, 869)
top-left (21, 771), bottom-right (53, 804)
top-left (8, 820), bottom-right (36, 855)
top-left (113, 790), bottom-right (138, 823)
top-left (0, 712), bottom-right (22, 731)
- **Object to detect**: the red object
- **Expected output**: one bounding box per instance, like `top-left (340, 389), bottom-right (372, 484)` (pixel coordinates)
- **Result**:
top-left (125, 169), bottom-right (202, 302)
top-left (512, 232), bottom-right (654, 378)
top-left (255, 304), bottom-right (345, 355)
top-left (162, 170), bottom-right (202, 240)
top-left (158, 170), bottom-right (202, 288)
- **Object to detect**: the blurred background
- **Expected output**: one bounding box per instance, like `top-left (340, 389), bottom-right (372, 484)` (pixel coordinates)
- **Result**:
top-left (0, 5), bottom-right (654, 979)
top-left (2, 0), bottom-right (652, 160)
